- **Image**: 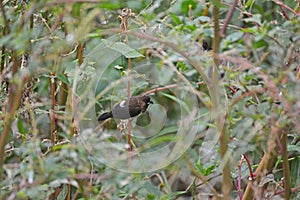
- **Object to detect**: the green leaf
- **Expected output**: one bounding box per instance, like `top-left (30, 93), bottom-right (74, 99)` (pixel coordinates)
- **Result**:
top-left (162, 93), bottom-right (190, 113)
top-left (17, 119), bottom-right (26, 136)
top-left (245, 0), bottom-right (255, 9)
top-left (226, 31), bottom-right (244, 43)
top-left (101, 39), bottom-right (144, 58)
top-left (243, 14), bottom-right (262, 25)
top-left (98, 3), bottom-right (123, 10)
top-left (210, 0), bottom-right (229, 8)
top-left (157, 126), bottom-right (179, 136)
top-left (181, 0), bottom-right (197, 15)
top-left (56, 73), bottom-right (69, 84)
top-left (196, 159), bottom-right (217, 176)
top-left (288, 144), bottom-right (300, 153)
top-left (169, 12), bottom-right (181, 25)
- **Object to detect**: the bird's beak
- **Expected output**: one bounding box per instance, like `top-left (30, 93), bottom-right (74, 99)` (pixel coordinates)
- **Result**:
top-left (149, 100), bottom-right (153, 104)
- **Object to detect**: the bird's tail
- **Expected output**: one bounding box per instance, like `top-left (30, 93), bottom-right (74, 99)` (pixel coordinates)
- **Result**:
top-left (98, 111), bottom-right (113, 121)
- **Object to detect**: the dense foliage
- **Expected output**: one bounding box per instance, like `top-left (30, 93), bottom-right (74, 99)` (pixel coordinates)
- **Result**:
top-left (0, 0), bottom-right (300, 199)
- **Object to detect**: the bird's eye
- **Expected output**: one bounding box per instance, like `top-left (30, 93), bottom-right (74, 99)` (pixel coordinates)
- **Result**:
top-left (147, 100), bottom-right (153, 105)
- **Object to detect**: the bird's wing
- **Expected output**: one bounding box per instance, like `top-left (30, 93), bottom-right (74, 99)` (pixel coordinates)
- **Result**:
top-left (111, 100), bottom-right (131, 119)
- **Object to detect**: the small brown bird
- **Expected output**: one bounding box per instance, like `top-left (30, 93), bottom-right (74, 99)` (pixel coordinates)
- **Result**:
top-left (98, 95), bottom-right (153, 121)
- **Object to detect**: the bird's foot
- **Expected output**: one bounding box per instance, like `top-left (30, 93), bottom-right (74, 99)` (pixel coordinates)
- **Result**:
top-left (117, 120), bottom-right (128, 134)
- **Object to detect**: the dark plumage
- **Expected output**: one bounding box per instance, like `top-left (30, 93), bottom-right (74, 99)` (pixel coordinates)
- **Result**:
top-left (98, 95), bottom-right (153, 121)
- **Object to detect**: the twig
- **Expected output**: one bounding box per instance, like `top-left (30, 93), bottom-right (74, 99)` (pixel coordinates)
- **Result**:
top-left (228, 88), bottom-right (266, 113)
top-left (0, 52), bottom-right (29, 178)
top-left (243, 123), bottom-right (280, 199)
top-left (144, 84), bottom-right (179, 95)
top-left (144, 82), bottom-right (204, 95)
top-left (274, 186), bottom-right (300, 196)
top-left (119, 8), bottom-right (134, 151)
top-left (0, 5), bottom-right (9, 75)
top-left (280, 4), bottom-right (290, 20)
top-left (243, 154), bottom-right (255, 181)
top-left (220, 0), bottom-right (239, 38)
top-left (47, 0), bottom-right (102, 5)
top-left (73, 173), bottom-right (111, 180)
top-left (272, 0), bottom-right (300, 17)
top-left (50, 72), bottom-right (57, 146)
top-left (237, 156), bottom-right (244, 200)
top-left (212, 2), bottom-right (232, 199)
top-left (281, 130), bottom-right (291, 199)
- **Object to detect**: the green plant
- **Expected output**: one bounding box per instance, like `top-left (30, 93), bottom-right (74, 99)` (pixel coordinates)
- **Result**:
top-left (1, 0), bottom-right (300, 199)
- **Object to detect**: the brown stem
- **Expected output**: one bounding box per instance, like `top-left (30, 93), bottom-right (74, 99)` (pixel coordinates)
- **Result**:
top-left (1, 1), bottom-right (9, 73)
top-left (144, 82), bottom-right (204, 95)
top-left (67, 43), bottom-right (85, 137)
top-left (226, 85), bottom-right (237, 93)
top-left (50, 13), bottom-right (64, 33)
top-left (220, 0), bottom-right (239, 38)
top-left (48, 0), bottom-right (102, 5)
top-left (280, 5), bottom-right (290, 20)
top-left (50, 72), bottom-right (57, 145)
top-left (77, 42), bottom-right (84, 65)
top-left (57, 79), bottom-right (68, 110)
top-left (0, 44), bottom-right (5, 73)
top-left (272, 0), bottom-right (300, 16)
top-left (212, 2), bottom-right (232, 199)
top-left (212, 5), bottom-right (220, 67)
top-left (274, 186), bottom-right (300, 196)
top-left (127, 57), bottom-right (132, 151)
top-left (119, 8), bottom-right (134, 151)
top-left (243, 125), bottom-right (279, 199)
top-left (281, 131), bottom-right (291, 199)
top-left (0, 52), bottom-right (27, 178)
top-left (243, 154), bottom-right (254, 181)
top-left (237, 156), bottom-right (243, 200)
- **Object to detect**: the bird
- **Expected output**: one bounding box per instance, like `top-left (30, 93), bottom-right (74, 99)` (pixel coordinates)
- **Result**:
top-left (98, 95), bottom-right (153, 121)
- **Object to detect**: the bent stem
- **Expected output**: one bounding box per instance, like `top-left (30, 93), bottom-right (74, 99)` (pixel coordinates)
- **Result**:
top-left (0, 53), bottom-right (28, 178)
top-left (211, 2), bottom-right (232, 199)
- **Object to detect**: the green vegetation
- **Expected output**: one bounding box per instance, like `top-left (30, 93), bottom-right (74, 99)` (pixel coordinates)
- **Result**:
top-left (1, 0), bottom-right (300, 199)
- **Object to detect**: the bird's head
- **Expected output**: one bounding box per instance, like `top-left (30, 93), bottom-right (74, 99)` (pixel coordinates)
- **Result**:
top-left (141, 95), bottom-right (153, 106)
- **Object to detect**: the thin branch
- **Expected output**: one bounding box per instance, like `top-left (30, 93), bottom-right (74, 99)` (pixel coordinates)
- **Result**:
top-left (212, 2), bottom-right (232, 199)
top-left (243, 154), bottom-right (255, 181)
top-left (243, 123), bottom-right (280, 199)
top-left (144, 82), bottom-right (204, 95)
top-left (220, 0), bottom-right (239, 38)
top-left (144, 84), bottom-right (179, 95)
top-left (50, 72), bottom-right (57, 146)
top-left (0, 52), bottom-right (29, 178)
top-left (274, 186), bottom-right (300, 196)
top-left (119, 8), bottom-right (134, 151)
top-left (73, 174), bottom-right (111, 180)
top-left (281, 131), bottom-right (291, 199)
top-left (47, 0), bottom-right (103, 5)
top-left (272, 0), bottom-right (300, 16)
top-left (228, 88), bottom-right (266, 113)
top-left (237, 156), bottom-right (244, 200)
top-left (280, 4), bottom-right (290, 20)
